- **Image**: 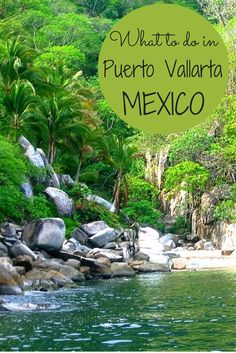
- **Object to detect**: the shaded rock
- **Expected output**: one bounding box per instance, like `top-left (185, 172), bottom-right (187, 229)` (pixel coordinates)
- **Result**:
top-left (186, 234), bottom-right (199, 242)
top-left (12, 255), bottom-right (33, 272)
top-left (204, 241), bottom-right (215, 251)
top-left (87, 248), bottom-right (123, 262)
top-left (10, 240), bottom-right (37, 260)
top-left (14, 266), bottom-right (26, 276)
top-left (58, 265), bottom-right (85, 282)
top-left (58, 174), bottom-right (74, 187)
top-left (45, 187), bottom-right (73, 217)
top-left (33, 259), bottom-right (61, 271)
top-left (159, 234), bottom-right (177, 250)
top-left (71, 228), bottom-right (88, 245)
top-left (96, 257), bottom-right (111, 268)
top-left (195, 239), bottom-right (206, 250)
top-left (89, 228), bottom-right (117, 248)
top-left (24, 269), bottom-right (76, 291)
top-left (64, 259), bottom-right (80, 270)
top-left (0, 222), bottom-right (22, 238)
top-left (38, 148), bottom-right (60, 188)
top-left (103, 242), bottom-right (117, 249)
top-left (81, 221), bottom-right (109, 236)
top-left (135, 252), bottom-right (150, 261)
top-left (0, 261), bottom-right (23, 295)
top-left (21, 181), bottom-right (33, 198)
top-left (86, 195), bottom-right (115, 212)
top-left (111, 262), bottom-right (135, 277)
top-left (22, 218), bottom-right (65, 252)
top-left (0, 242), bottom-right (9, 257)
top-left (130, 260), bottom-right (171, 273)
top-left (172, 258), bottom-right (187, 270)
top-left (39, 250), bottom-right (52, 260)
top-left (62, 238), bottom-right (83, 253)
top-left (80, 266), bottom-right (91, 279)
top-left (90, 262), bottom-right (112, 279)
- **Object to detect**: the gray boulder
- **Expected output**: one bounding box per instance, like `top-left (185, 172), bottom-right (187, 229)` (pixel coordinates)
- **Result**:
top-left (89, 228), bottom-right (117, 248)
top-left (19, 136), bottom-right (45, 168)
top-left (22, 218), bottom-right (65, 252)
top-left (103, 242), bottom-right (117, 249)
top-left (58, 174), bottom-right (74, 187)
top-left (135, 251), bottom-right (150, 261)
top-left (159, 234), bottom-right (176, 251)
top-left (87, 248), bottom-right (123, 262)
top-left (130, 260), bottom-right (171, 273)
top-left (21, 181), bottom-right (33, 198)
top-left (0, 260), bottom-right (23, 295)
top-left (70, 228), bottom-right (88, 244)
top-left (45, 187), bottom-right (74, 217)
top-left (12, 255), bottom-right (33, 272)
top-left (10, 240), bottom-right (37, 260)
top-left (81, 221), bottom-right (109, 236)
top-left (111, 262), bottom-right (135, 277)
top-left (64, 259), bottom-right (80, 270)
top-left (0, 242), bottom-right (9, 257)
top-left (62, 238), bottom-right (83, 253)
top-left (86, 194), bottom-right (115, 212)
top-left (58, 265), bottom-right (85, 282)
top-left (204, 241), bottom-right (215, 251)
top-left (195, 239), bottom-right (207, 250)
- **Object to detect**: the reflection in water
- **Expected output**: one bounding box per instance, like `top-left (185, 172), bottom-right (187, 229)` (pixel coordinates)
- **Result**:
top-left (0, 270), bottom-right (236, 351)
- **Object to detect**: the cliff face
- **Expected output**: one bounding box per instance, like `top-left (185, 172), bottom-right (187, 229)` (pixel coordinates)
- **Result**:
top-left (145, 147), bottom-right (236, 250)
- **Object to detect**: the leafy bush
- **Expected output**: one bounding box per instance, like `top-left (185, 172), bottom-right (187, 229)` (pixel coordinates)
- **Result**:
top-left (164, 162), bottom-right (209, 195)
top-left (26, 195), bottom-right (57, 219)
top-left (77, 200), bottom-right (122, 229)
top-left (126, 176), bottom-right (159, 206)
top-left (169, 215), bottom-right (189, 235)
top-left (122, 200), bottom-right (165, 231)
top-left (66, 183), bottom-right (92, 201)
top-left (213, 200), bottom-right (236, 223)
top-left (62, 217), bottom-right (80, 238)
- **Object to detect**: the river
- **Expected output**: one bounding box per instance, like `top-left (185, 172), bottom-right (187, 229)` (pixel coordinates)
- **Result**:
top-left (0, 270), bottom-right (236, 351)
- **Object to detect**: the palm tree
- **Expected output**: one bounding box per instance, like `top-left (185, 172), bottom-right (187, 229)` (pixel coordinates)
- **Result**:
top-left (109, 136), bottom-right (136, 212)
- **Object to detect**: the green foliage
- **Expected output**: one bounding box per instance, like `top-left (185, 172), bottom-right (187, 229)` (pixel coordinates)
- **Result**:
top-left (126, 176), bottom-right (159, 206)
top-left (26, 195), bottom-right (57, 219)
top-left (213, 185), bottom-right (236, 222)
top-left (77, 200), bottom-right (122, 229)
top-left (169, 127), bottom-right (214, 164)
top-left (122, 200), bottom-right (165, 231)
top-left (169, 215), bottom-right (189, 235)
top-left (66, 183), bottom-right (92, 200)
top-left (164, 161), bottom-right (209, 195)
top-left (62, 217), bottom-right (80, 238)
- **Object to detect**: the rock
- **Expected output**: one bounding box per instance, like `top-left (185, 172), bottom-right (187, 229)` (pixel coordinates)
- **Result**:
top-left (87, 248), bottom-right (123, 262)
top-left (220, 224), bottom-right (236, 251)
top-left (111, 262), bottom-right (135, 277)
top-left (12, 255), bottom-right (33, 272)
top-left (64, 259), bottom-right (81, 270)
top-left (0, 222), bottom-right (22, 238)
top-left (186, 234), bottom-right (199, 242)
top-left (0, 261), bottom-right (23, 295)
top-left (157, 146), bottom-right (170, 188)
top-left (90, 262), bottom-right (112, 279)
top-left (58, 174), bottom-right (74, 187)
top-left (89, 228), bottom-right (118, 248)
top-left (58, 265), bottom-right (85, 282)
top-left (130, 260), bottom-right (171, 272)
top-left (81, 221), bottom-right (109, 236)
top-left (163, 239), bottom-right (176, 251)
top-left (96, 257), bottom-right (111, 268)
top-left (172, 258), bottom-right (187, 270)
top-left (70, 228), bottom-right (88, 245)
top-left (10, 240), bottom-right (37, 260)
top-left (24, 268), bottom-right (76, 291)
top-left (21, 181), bottom-right (33, 198)
top-left (33, 259), bottom-right (61, 271)
top-left (45, 187), bottom-right (74, 217)
top-left (134, 252), bottom-right (150, 261)
top-left (19, 136), bottom-right (45, 168)
top-left (22, 218), bottom-right (65, 252)
top-left (38, 148), bottom-right (60, 188)
top-left (160, 233), bottom-right (177, 246)
top-left (80, 266), bottom-right (91, 279)
top-left (139, 227), bottom-right (164, 262)
top-left (86, 194), bottom-right (115, 212)
top-left (103, 242), bottom-right (117, 249)
top-left (39, 250), bottom-right (52, 260)
top-left (62, 238), bottom-right (83, 253)
top-left (204, 241), bottom-right (215, 251)
top-left (14, 266), bottom-right (26, 276)
top-left (195, 239), bottom-right (207, 250)
top-left (0, 242), bottom-right (9, 257)
top-left (0, 257), bottom-right (12, 264)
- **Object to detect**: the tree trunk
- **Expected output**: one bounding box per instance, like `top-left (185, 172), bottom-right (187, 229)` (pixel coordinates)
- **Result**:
top-left (48, 137), bottom-right (56, 165)
top-left (75, 153), bottom-right (83, 183)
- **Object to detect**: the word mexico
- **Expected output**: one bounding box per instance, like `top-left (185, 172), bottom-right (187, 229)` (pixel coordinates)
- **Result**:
top-left (103, 59), bottom-right (223, 78)
top-left (122, 91), bottom-right (205, 116)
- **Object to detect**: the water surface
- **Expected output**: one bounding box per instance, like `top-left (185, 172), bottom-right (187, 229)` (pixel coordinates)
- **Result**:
top-left (0, 270), bottom-right (236, 351)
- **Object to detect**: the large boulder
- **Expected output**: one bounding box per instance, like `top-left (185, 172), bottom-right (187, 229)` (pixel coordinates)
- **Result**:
top-left (130, 260), bottom-right (171, 273)
top-left (89, 228), bottom-right (118, 248)
top-left (159, 234), bottom-right (177, 251)
top-left (86, 194), bottom-right (115, 212)
top-left (58, 265), bottom-right (85, 282)
top-left (0, 260), bottom-right (23, 295)
top-left (71, 228), bottom-right (88, 244)
top-left (22, 218), bottom-right (65, 252)
top-left (62, 238), bottom-right (83, 254)
top-left (12, 255), bottom-right (33, 272)
top-left (45, 187), bottom-right (74, 217)
top-left (221, 224), bottom-right (236, 251)
top-left (87, 248), bottom-right (123, 262)
top-left (89, 262), bottom-right (112, 279)
top-left (81, 221), bottom-right (109, 236)
top-left (0, 242), bottom-right (9, 257)
top-left (10, 240), bottom-right (37, 260)
top-left (111, 262), bottom-right (135, 277)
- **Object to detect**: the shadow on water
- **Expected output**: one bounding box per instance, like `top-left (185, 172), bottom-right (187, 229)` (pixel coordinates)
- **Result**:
top-left (0, 270), bottom-right (236, 351)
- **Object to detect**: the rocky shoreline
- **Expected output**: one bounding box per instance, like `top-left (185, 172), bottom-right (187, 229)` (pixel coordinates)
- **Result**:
top-left (1, 219), bottom-right (236, 298)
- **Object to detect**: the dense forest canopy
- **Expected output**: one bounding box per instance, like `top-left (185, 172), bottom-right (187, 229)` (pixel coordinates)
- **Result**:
top-left (0, 0), bottom-right (235, 233)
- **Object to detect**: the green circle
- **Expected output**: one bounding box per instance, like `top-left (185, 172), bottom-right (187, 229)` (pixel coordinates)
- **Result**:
top-left (98, 4), bottom-right (229, 134)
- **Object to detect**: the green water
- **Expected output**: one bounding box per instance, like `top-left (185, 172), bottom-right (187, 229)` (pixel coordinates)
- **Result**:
top-left (0, 270), bottom-right (236, 351)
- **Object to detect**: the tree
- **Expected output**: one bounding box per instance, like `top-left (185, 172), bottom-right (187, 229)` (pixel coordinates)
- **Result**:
top-left (197, 0), bottom-right (236, 26)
